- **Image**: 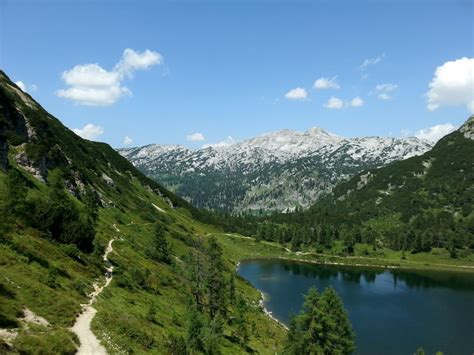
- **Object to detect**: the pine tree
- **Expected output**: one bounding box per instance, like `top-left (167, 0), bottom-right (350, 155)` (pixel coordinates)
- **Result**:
top-left (187, 251), bottom-right (206, 312)
top-left (284, 286), bottom-right (355, 355)
top-left (148, 223), bottom-right (171, 264)
top-left (186, 304), bottom-right (205, 352)
top-left (319, 287), bottom-right (355, 354)
top-left (233, 295), bottom-right (250, 347)
top-left (206, 237), bottom-right (227, 318)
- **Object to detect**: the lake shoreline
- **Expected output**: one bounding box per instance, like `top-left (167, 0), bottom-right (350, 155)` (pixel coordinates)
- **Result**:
top-left (237, 258), bottom-right (474, 355)
top-left (219, 233), bottom-right (474, 274)
top-left (258, 291), bottom-right (289, 330)
top-left (238, 254), bottom-right (474, 274)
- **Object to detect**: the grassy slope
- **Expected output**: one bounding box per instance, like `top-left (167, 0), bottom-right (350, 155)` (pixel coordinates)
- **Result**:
top-left (0, 170), bottom-right (286, 354)
top-left (0, 71), bottom-right (285, 354)
top-left (89, 188), bottom-right (286, 354)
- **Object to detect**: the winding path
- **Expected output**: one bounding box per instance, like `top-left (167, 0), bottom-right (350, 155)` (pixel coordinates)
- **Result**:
top-left (71, 237), bottom-right (117, 355)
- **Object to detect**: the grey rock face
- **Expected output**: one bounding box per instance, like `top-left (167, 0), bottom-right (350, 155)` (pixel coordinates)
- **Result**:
top-left (119, 127), bottom-right (433, 212)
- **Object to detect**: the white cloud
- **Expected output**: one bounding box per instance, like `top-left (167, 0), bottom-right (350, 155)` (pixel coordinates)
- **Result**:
top-left (324, 96), bottom-right (344, 109)
top-left (360, 53), bottom-right (385, 70)
top-left (15, 81), bottom-right (27, 92)
top-left (426, 57), bottom-right (474, 113)
top-left (123, 135), bottom-right (133, 145)
top-left (115, 49), bottom-right (163, 78)
top-left (203, 136), bottom-right (236, 148)
top-left (374, 83), bottom-right (398, 100)
top-left (14, 81), bottom-right (36, 92)
top-left (414, 123), bottom-right (457, 142)
top-left (350, 96), bottom-right (364, 107)
top-left (57, 48), bottom-right (163, 106)
top-left (313, 76), bottom-right (340, 90)
top-left (72, 124), bottom-right (104, 140)
top-left (186, 132), bottom-right (205, 142)
top-left (284, 87), bottom-right (308, 100)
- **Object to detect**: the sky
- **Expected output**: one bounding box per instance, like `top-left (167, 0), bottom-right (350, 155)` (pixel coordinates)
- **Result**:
top-left (1, 0), bottom-right (473, 149)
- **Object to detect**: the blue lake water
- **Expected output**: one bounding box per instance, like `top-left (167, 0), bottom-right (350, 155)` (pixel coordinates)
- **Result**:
top-left (237, 259), bottom-right (474, 355)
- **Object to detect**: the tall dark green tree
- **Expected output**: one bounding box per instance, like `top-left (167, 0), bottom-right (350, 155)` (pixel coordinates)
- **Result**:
top-left (206, 237), bottom-right (227, 318)
top-left (187, 251), bottom-right (207, 313)
top-left (148, 223), bottom-right (172, 264)
top-left (284, 286), bottom-right (355, 355)
top-left (319, 287), bottom-right (355, 354)
top-left (186, 304), bottom-right (206, 352)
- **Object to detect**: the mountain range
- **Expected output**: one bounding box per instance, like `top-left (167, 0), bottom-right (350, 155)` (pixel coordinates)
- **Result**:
top-left (269, 115), bottom-right (474, 253)
top-left (119, 127), bottom-right (433, 212)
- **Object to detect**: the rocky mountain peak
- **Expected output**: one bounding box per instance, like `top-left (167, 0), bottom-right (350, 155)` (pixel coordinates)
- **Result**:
top-left (460, 116), bottom-right (474, 140)
top-left (118, 124), bottom-right (436, 212)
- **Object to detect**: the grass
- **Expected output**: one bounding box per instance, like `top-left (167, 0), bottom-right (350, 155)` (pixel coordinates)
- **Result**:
top-left (2, 170), bottom-right (472, 354)
top-left (0, 168), bottom-right (287, 354)
top-left (213, 233), bottom-right (474, 273)
top-left (88, 192), bottom-right (287, 354)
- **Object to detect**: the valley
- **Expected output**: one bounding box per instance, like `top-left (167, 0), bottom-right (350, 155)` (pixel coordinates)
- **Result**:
top-left (3, 1), bottom-right (473, 354)
top-left (1, 53), bottom-right (473, 355)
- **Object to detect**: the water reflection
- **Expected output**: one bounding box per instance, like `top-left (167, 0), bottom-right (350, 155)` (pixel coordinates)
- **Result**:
top-left (260, 259), bottom-right (474, 291)
top-left (238, 259), bottom-right (474, 355)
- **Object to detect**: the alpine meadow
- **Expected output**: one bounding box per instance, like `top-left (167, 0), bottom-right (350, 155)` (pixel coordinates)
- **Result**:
top-left (1, 1), bottom-right (473, 354)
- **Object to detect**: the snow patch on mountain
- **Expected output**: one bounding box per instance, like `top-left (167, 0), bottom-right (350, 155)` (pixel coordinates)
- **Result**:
top-left (118, 126), bottom-right (433, 212)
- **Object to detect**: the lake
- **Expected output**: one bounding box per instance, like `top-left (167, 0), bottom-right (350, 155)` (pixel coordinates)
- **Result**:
top-left (237, 259), bottom-right (474, 355)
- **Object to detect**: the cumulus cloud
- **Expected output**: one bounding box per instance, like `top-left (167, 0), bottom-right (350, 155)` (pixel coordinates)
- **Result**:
top-left (123, 136), bottom-right (133, 145)
top-left (14, 81), bottom-right (37, 93)
top-left (114, 49), bottom-right (163, 77)
top-left (73, 124), bottom-right (104, 140)
top-left (15, 81), bottom-right (27, 92)
top-left (350, 96), bottom-right (364, 107)
top-left (374, 83), bottom-right (398, 100)
top-left (414, 123), bottom-right (457, 142)
top-left (57, 48), bottom-right (163, 106)
top-left (324, 96), bottom-right (344, 109)
top-left (186, 132), bottom-right (206, 142)
top-left (203, 136), bottom-right (236, 148)
top-left (426, 57), bottom-right (474, 113)
top-left (284, 87), bottom-right (308, 100)
top-left (313, 76), bottom-right (340, 90)
top-left (360, 53), bottom-right (385, 70)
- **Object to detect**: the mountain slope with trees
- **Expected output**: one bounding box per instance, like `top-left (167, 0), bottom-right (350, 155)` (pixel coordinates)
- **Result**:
top-left (265, 116), bottom-right (474, 256)
top-left (0, 70), bottom-right (286, 354)
top-left (119, 128), bottom-right (431, 213)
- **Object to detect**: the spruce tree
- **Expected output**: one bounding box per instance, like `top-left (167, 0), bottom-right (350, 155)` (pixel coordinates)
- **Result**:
top-left (284, 286), bottom-right (355, 355)
top-left (206, 237), bottom-right (226, 318)
top-left (149, 223), bottom-right (171, 264)
top-left (319, 287), bottom-right (355, 354)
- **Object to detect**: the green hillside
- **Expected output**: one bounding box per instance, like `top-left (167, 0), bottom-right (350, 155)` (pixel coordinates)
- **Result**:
top-left (268, 117), bottom-right (474, 257)
top-left (0, 71), bottom-right (285, 354)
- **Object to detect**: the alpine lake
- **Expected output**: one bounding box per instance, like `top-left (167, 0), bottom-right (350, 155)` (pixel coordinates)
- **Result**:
top-left (237, 259), bottom-right (474, 355)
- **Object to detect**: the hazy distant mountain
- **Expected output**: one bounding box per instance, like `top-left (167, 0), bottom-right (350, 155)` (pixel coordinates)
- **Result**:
top-left (119, 127), bottom-right (433, 212)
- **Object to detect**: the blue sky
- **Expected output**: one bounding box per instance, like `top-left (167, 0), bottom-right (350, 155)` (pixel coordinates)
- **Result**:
top-left (1, 0), bottom-right (473, 148)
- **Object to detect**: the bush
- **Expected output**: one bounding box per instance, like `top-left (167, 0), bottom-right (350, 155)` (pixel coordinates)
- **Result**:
top-left (13, 328), bottom-right (77, 354)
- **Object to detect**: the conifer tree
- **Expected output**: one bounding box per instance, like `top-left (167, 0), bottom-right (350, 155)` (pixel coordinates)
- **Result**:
top-left (206, 237), bottom-right (227, 318)
top-left (149, 223), bottom-right (172, 264)
top-left (284, 286), bottom-right (355, 355)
